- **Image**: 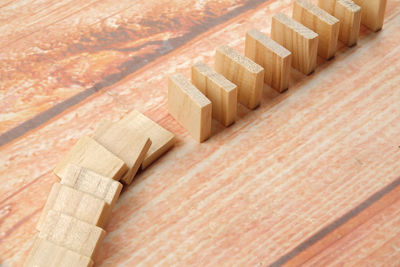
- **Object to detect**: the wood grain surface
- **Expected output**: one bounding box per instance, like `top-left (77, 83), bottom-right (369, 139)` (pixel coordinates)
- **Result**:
top-left (1, 0), bottom-right (399, 266)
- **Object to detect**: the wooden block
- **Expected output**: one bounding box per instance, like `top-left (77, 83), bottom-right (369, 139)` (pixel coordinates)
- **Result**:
top-left (245, 29), bottom-right (292, 93)
top-left (168, 73), bottom-right (212, 142)
top-left (318, 0), bottom-right (362, 46)
top-left (271, 13), bottom-right (319, 75)
top-left (353, 0), bottom-right (387, 31)
top-left (191, 62), bottom-right (237, 126)
top-left (36, 183), bottom-right (109, 231)
top-left (93, 120), bottom-right (152, 185)
top-left (293, 0), bottom-right (340, 59)
top-left (24, 237), bottom-right (93, 267)
top-left (214, 45), bottom-right (264, 110)
top-left (38, 210), bottom-right (106, 258)
top-left (118, 110), bottom-right (175, 169)
top-left (54, 135), bottom-right (128, 181)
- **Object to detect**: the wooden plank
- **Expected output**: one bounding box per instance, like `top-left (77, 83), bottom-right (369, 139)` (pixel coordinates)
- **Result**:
top-left (353, 0), bottom-right (387, 31)
top-left (245, 29), bottom-right (292, 92)
top-left (168, 73), bottom-right (212, 142)
top-left (293, 0), bottom-right (340, 59)
top-left (24, 237), bottom-right (93, 267)
top-left (191, 62), bottom-right (237, 126)
top-left (53, 135), bottom-right (128, 181)
top-left (93, 120), bottom-right (152, 185)
top-left (214, 44), bottom-right (264, 109)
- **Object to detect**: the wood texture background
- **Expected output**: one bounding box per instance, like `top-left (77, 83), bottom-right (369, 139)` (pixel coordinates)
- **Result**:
top-left (1, 0), bottom-right (399, 266)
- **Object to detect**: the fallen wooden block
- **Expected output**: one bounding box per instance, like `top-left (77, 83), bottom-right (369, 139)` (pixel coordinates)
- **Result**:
top-left (293, 0), bottom-right (340, 59)
top-left (318, 0), bottom-right (362, 46)
top-left (191, 62), bottom-right (237, 126)
top-left (36, 183), bottom-right (108, 231)
top-left (54, 135), bottom-right (128, 181)
top-left (245, 29), bottom-right (292, 93)
top-left (214, 45), bottom-right (264, 109)
top-left (24, 237), bottom-right (93, 267)
top-left (38, 210), bottom-right (106, 258)
top-left (353, 0), bottom-right (387, 32)
top-left (271, 12), bottom-right (319, 75)
top-left (93, 120), bottom-right (152, 185)
top-left (168, 73), bottom-right (212, 142)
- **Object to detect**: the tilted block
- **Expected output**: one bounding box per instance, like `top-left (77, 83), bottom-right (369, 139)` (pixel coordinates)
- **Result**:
top-left (353, 0), bottom-right (387, 31)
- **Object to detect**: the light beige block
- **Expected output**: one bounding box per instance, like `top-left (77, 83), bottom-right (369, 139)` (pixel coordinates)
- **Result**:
top-left (39, 210), bottom-right (106, 258)
top-left (24, 237), bottom-right (93, 267)
top-left (168, 73), bottom-right (212, 143)
top-left (271, 13), bottom-right (319, 75)
top-left (191, 62), bottom-right (237, 126)
top-left (245, 29), bottom-right (292, 93)
top-left (93, 120), bottom-right (152, 185)
top-left (214, 45), bottom-right (264, 110)
top-left (54, 135), bottom-right (128, 181)
top-left (353, 0), bottom-right (387, 31)
top-left (293, 0), bottom-right (340, 59)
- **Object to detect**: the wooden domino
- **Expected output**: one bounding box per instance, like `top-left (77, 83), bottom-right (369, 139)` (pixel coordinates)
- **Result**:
top-left (293, 0), bottom-right (340, 59)
top-left (191, 62), bottom-right (237, 126)
top-left (214, 45), bottom-right (264, 110)
top-left (54, 135), bottom-right (128, 181)
top-left (353, 0), bottom-right (387, 32)
top-left (245, 29), bottom-right (292, 92)
top-left (168, 73), bottom-right (212, 142)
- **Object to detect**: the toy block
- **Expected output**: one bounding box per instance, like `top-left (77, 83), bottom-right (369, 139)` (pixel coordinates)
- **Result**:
top-left (191, 62), bottom-right (237, 126)
top-left (271, 13), bottom-right (319, 75)
top-left (118, 110), bottom-right (175, 169)
top-left (293, 0), bottom-right (340, 59)
top-left (36, 183), bottom-right (108, 231)
top-left (38, 210), bottom-right (106, 258)
top-left (245, 29), bottom-right (292, 92)
top-left (93, 120), bottom-right (152, 185)
top-left (168, 73), bottom-right (212, 142)
top-left (353, 0), bottom-right (387, 31)
top-left (54, 135), bottom-right (128, 181)
top-left (318, 0), bottom-right (361, 46)
top-left (24, 237), bottom-right (93, 267)
top-left (214, 45), bottom-right (264, 110)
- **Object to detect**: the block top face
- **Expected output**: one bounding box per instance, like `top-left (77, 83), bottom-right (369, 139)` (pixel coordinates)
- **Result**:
top-left (192, 62), bottom-right (237, 92)
top-left (247, 29), bottom-right (292, 58)
top-left (338, 0), bottom-right (361, 12)
top-left (216, 45), bottom-right (264, 74)
top-left (295, 0), bottom-right (340, 24)
top-left (169, 73), bottom-right (211, 108)
top-left (273, 12), bottom-right (319, 39)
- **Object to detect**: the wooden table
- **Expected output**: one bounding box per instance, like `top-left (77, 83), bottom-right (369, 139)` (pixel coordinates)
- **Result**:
top-left (1, 0), bottom-right (399, 265)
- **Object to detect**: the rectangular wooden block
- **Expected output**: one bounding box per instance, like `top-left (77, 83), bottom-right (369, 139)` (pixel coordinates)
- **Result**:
top-left (93, 120), bottom-right (152, 185)
top-left (293, 0), bottom-right (340, 59)
top-left (214, 45), bottom-right (264, 110)
top-left (318, 0), bottom-right (362, 46)
top-left (36, 183), bottom-right (108, 231)
top-left (353, 0), bottom-right (387, 31)
top-left (24, 237), bottom-right (93, 267)
top-left (54, 135), bottom-right (128, 181)
top-left (168, 73), bottom-right (212, 143)
top-left (191, 62), bottom-right (237, 126)
top-left (271, 12), bottom-right (319, 75)
top-left (245, 29), bottom-right (292, 93)
top-left (38, 210), bottom-right (106, 258)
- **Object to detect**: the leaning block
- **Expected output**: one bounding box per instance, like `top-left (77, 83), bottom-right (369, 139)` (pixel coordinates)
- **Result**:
top-left (191, 62), bottom-right (237, 126)
top-left (245, 29), bottom-right (292, 92)
top-left (353, 0), bottom-right (387, 31)
top-left (24, 237), bottom-right (93, 267)
top-left (293, 0), bottom-right (340, 59)
top-left (54, 135), bottom-right (128, 181)
top-left (215, 45), bottom-right (264, 110)
top-left (271, 13), bottom-right (319, 75)
top-left (168, 73), bottom-right (212, 143)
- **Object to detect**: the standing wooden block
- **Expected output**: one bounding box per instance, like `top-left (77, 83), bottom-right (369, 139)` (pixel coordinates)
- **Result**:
top-left (38, 210), bottom-right (106, 258)
top-left (245, 29), bottom-right (292, 93)
top-left (54, 135), bottom-right (128, 181)
top-left (214, 45), bottom-right (264, 110)
top-left (93, 120), bottom-right (152, 185)
top-left (168, 74), bottom-right (212, 143)
top-left (24, 237), bottom-right (93, 267)
top-left (191, 62), bottom-right (237, 126)
top-left (318, 0), bottom-right (362, 46)
top-left (353, 0), bottom-right (387, 31)
top-left (293, 0), bottom-right (340, 59)
top-left (271, 13), bottom-right (319, 75)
